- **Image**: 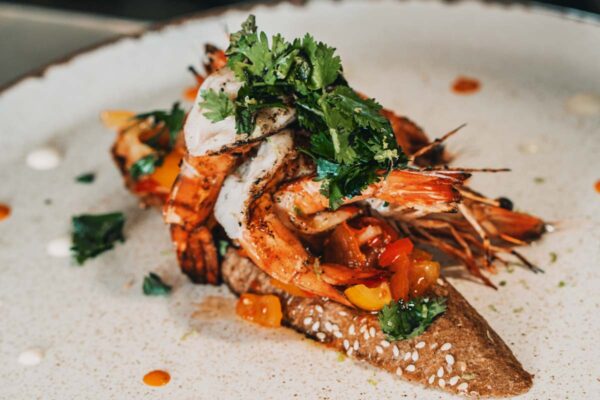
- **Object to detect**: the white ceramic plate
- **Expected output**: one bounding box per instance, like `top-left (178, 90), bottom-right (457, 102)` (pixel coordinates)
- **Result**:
top-left (1, 1), bottom-right (599, 398)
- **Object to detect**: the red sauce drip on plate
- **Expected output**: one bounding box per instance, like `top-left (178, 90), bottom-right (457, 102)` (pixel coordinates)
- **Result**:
top-left (0, 204), bottom-right (10, 221)
top-left (143, 370), bottom-right (170, 387)
top-left (452, 76), bottom-right (481, 95)
top-left (595, 180), bottom-right (600, 194)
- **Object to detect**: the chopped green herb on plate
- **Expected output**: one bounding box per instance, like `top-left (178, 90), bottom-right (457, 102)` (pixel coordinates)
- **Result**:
top-left (75, 172), bottom-right (95, 183)
top-left (71, 212), bottom-right (125, 265)
top-left (143, 273), bottom-right (172, 296)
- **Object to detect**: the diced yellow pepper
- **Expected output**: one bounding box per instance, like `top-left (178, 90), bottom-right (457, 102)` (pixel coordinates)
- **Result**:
top-left (100, 110), bottom-right (136, 129)
top-left (150, 151), bottom-right (182, 190)
top-left (344, 282), bottom-right (392, 311)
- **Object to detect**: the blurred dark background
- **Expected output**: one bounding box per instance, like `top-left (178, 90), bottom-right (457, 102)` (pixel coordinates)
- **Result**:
top-left (2, 0), bottom-right (600, 19)
top-left (1, 0), bottom-right (598, 86)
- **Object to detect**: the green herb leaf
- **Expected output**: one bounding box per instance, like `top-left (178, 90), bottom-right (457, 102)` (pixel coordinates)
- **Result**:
top-left (217, 240), bottom-right (229, 257)
top-left (199, 89), bottom-right (236, 122)
top-left (71, 212), bottom-right (125, 265)
top-left (75, 172), bottom-right (95, 184)
top-left (223, 15), bottom-right (408, 207)
top-left (378, 297), bottom-right (447, 341)
top-left (129, 154), bottom-right (162, 181)
top-left (301, 34), bottom-right (341, 90)
top-left (143, 272), bottom-right (172, 296)
top-left (136, 102), bottom-right (185, 148)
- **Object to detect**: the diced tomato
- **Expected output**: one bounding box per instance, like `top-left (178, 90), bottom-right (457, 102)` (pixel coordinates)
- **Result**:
top-left (323, 222), bottom-right (366, 268)
top-left (134, 178), bottom-right (159, 193)
top-left (409, 260), bottom-right (440, 297)
top-left (236, 293), bottom-right (282, 328)
top-left (349, 216), bottom-right (400, 268)
top-left (412, 248), bottom-right (433, 262)
top-left (344, 282), bottom-right (392, 311)
top-left (389, 253), bottom-right (411, 301)
top-left (379, 238), bottom-right (414, 267)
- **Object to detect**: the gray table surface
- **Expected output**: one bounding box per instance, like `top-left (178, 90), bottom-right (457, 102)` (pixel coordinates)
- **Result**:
top-left (0, 3), bottom-right (145, 86)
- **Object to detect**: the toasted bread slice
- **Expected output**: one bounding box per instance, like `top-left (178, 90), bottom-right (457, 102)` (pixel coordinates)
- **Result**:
top-left (222, 249), bottom-right (533, 397)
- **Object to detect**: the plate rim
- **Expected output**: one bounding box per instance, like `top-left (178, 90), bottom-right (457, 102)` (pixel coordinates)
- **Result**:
top-left (1, 0), bottom-right (599, 95)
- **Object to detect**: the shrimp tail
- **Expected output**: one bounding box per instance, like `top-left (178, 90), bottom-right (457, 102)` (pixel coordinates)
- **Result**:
top-left (170, 224), bottom-right (220, 284)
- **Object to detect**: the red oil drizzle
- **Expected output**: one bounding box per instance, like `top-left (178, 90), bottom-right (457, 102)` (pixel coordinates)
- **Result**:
top-left (595, 180), bottom-right (600, 194)
top-left (143, 370), bottom-right (171, 387)
top-left (452, 76), bottom-right (481, 95)
top-left (0, 204), bottom-right (10, 221)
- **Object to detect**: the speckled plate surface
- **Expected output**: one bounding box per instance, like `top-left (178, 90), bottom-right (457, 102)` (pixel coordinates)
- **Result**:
top-left (1, 0), bottom-right (599, 398)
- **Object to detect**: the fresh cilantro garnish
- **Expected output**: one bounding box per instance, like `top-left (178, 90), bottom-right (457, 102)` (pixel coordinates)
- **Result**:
top-left (223, 16), bottom-right (407, 208)
top-left (143, 272), bottom-right (172, 296)
top-left (129, 153), bottom-right (162, 181)
top-left (71, 212), bottom-right (125, 265)
top-left (75, 172), bottom-right (95, 184)
top-left (217, 239), bottom-right (229, 257)
top-left (199, 90), bottom-right (235, 122)
top-left (378, 297), bottom-right (446, 341)
top-left (135, 102), bottom-right (185, 148)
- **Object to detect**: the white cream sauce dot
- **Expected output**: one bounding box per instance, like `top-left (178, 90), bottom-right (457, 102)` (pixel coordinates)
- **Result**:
top-left (18, 348), bottom-right (44, 366)
top-left (46, 236), bottom-right (71, 258)
top-left (565, 93), bottom-right (600, 116)
top-left (518, 142), bottom-right (539, 155)
top-left (26, 146), bottom-right (62, 170)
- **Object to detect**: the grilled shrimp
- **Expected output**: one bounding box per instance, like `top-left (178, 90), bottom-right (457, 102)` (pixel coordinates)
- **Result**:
top-left (106, 43), bottom-right (546, 292)
top-left (275, 169), bottom-right (469, 231)
top-left (163, 151), bottom-right (244, 283)
top-left (212, 131), bottom-right (352, 304)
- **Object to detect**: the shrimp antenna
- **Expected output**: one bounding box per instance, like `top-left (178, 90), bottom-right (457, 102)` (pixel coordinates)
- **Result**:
top-left (410, 123), bottom-right (467, 161)
top-left (428, 166), bottom-right (511, 173)
top-left (188, 65), bottom-right (201, 78)
top-left (511, 250), bottom-right (545, 274)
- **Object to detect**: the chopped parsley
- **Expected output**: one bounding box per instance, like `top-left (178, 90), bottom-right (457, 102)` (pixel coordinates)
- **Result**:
top-left (217, 239), bottom-right (230, 257)
top-left (201, 15), bottom-right (407, 208)
top-left (129, 102), bottom-right (185, 180)
top-left (200, 90), bottom-right (235, 122)
top-left (143, 272), bottom-right (172, 296)
top-left (378, 296), bottom-right (446, 341)
top-left (129, 154), bottom-right (162, 180)
top-left (71, 212), bottom-right (125, 265)
top-left (135, 102), bottom-right (185, 148)
top-left (558, 280), bottom-right (566, 288)
top-left (549, 252), bottom-right (558, 263)
top-left (75, 172), bottom-right (95, 183)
